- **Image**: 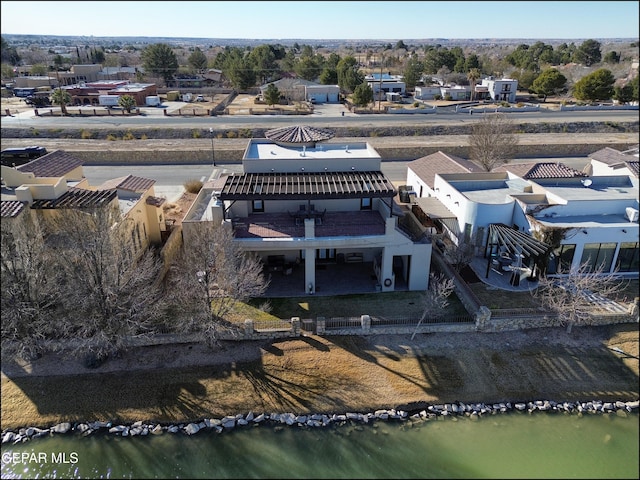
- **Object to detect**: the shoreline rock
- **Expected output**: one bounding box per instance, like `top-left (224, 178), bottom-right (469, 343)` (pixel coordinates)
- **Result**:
top-left (3, 399), bottom-right (638, 444)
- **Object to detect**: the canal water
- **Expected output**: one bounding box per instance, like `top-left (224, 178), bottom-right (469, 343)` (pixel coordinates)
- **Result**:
top-left (1, 411), bottom-right (638, 479)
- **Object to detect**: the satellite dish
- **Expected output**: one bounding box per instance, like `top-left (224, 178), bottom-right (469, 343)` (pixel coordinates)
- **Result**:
top-left (581, 179), bottom-right (593, 187)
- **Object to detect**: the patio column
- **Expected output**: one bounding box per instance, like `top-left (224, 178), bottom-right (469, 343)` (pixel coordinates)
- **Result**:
top-left (380, 248), bottom-right (395, 292)
top-left (304, 248), bottom-right (316, 294)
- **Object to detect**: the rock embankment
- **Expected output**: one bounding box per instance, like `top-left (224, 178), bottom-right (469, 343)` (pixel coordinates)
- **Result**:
top-left (3, 399), bottom-right (638, 444)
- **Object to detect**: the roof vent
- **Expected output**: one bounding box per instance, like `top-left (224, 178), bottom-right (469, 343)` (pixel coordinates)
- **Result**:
top-left (581, 179), bottom-right (593, 187)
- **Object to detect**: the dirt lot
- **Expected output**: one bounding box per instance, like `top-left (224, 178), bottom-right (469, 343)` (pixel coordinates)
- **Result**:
top-left (1, 323), bottom-right (637, 430)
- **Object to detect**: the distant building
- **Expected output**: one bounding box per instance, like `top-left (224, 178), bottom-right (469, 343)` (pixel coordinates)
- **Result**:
top-left (365, 73), bottom-right (406, 101)
top-left (481, 77), bottom-right (518, 103)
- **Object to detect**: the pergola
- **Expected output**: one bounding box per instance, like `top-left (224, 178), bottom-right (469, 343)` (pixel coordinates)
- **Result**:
top-left (264, 125), bottom-right (335, 147)
top-left (483, 223), bottom-right (550, 280)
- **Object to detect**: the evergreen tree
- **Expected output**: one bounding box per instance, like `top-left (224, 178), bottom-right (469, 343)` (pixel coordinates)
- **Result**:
top-left (574, 39), bottom-right (602, 66)
top-left (263, 83), bottom-right (281, 106)
top-left (336, 56), bottom-right (363, 93)
top-left (572, 68), bottom-right (615, 102)
top-left (188, 47), bottom-right (208, 73)
top-left (531, 68), bottom-right (567, 101)
top-left (141, 43), bottom-right (179, 85)
top-left (352, 82), bottom-right (373, 107)
top-left (403, 57), bottom-right (423, 90)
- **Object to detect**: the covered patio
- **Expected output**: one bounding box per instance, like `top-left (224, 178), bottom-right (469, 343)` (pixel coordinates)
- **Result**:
top-left (480, 223), bottom-right (551, 289)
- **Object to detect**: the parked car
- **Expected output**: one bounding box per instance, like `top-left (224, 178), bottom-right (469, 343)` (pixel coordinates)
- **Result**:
top-left (195, 95), bottom-right (206, 102)
top-left (24, 95), bottom-right (51, 107)
top-left (1, 146), bottom-right (48, 166)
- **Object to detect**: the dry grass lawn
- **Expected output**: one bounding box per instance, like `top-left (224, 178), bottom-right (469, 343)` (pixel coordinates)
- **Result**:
top-left (2, 324), bottom-right (637, 431)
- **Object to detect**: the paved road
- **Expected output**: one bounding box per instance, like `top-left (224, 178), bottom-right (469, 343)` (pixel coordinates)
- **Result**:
top-left (2, 103), bottom-right (638, 129)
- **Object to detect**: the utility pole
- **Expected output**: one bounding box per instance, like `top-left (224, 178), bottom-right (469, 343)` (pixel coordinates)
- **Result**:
top-left (209, 127), bottom-right (216, 166)
top-left (378, 55), bottom-right (384, 112)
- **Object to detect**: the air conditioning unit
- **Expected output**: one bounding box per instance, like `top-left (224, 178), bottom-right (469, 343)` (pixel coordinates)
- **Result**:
top-left (625, 207), bottom-right (639, 222)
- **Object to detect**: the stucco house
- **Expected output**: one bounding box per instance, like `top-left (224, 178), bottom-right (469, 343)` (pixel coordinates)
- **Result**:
top-left (259, 78), bottom-right (319, 103)
top-left (481, 77), bottom-right (518, 103)
top-left (365, 73), bottom-right (406, 101)
top-left (1, 151), bottom-right (167, 255)
top-left (406, 150), bottom-right (639, 277)
top-left (182, 126), bottom-right (431, 295)
top-left (584, 145), bottom-right (639, 178)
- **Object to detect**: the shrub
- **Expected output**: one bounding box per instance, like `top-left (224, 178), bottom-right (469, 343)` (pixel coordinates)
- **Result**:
top-left (413, 101), bottom-right (420, 107)
top-left (106, 134), bottom-right (118, 141)
top-left (226, 131), bottom-right (237, 138)
top-left (123, 131), bottom-right (135, 141)
top-left (80, 129), bottom-right (93, 139)
top-left (140, 134), bottom-right (148, 140)
top-left (192, 129), bottom-right (202, 139)
top-left (444, 94), bottom-right (452, 101)
top-left (184, 179), bottom-right (203, 193)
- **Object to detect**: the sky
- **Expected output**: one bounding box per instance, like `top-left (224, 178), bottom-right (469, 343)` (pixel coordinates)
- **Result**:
top-left (1, 1), bottom-right (639, 40)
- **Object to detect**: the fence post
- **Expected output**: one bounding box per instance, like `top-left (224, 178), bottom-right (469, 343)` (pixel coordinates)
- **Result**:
top-left (475, 306), bottom-right (491, 332)
top-left (244, 319), bottom-right (254, 339)
top-left (291, 317), bottom-right (300, 336)
top-left (360, 315), bottom-right (371, 334)
top-left (316, 317), bottom-right (325, 335)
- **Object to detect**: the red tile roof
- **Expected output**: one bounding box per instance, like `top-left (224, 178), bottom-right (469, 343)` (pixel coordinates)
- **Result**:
top-left (407, 151), bottom-right (481, 187)
top-left (495, 162), bottom-right (586, 179)
top-left (16, 150), bottom-right (84, 177)
top-left (98, 174), bottom-right (156, 192)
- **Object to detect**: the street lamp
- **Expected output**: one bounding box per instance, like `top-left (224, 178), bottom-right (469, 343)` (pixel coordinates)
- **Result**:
top-left (209, 127), bottom-right (216, 167)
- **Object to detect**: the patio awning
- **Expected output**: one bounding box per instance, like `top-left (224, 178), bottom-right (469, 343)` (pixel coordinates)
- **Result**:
top-left (264, 125), bottom-right (335, 146)
top-left (218, 171), bottom-right (396, 201)
top-left (488, 223), bottom-right (550, 257)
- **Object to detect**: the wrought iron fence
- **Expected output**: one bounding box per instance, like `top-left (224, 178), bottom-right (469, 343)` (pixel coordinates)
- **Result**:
top-left (370, 315), bottom-right (474, 326)
top-left (325, 316), bottom-right (363, 329)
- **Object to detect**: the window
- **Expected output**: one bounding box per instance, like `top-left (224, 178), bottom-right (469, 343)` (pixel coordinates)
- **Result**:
top-left (553, 244), bottom-right (576, 273)
top-left (252, 200), bottom-right (264, 212)
top-left (616, 242), bottom-right (639, 272)
top-left (316, 249), bottom-right (336, 261)
top-left (580, 243), bottom-right (616, 272)
top-left (463, 223), bottom-right (472, 243)
top-left (360, 198), bottom-right (372, 210)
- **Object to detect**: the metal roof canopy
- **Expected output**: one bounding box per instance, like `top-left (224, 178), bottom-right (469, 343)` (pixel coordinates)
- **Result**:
top-left (483, 223), bottom-right (551, 280)
top-left (486, 223), bottom-right (550, 257)
top-left (218, 171), bottom-right (396, 201)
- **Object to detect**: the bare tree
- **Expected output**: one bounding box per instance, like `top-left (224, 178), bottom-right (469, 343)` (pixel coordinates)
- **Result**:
top-left (1, 211), bottom-right (59, 360)
top-left (166, 223), bottom-right (269, 346)
top-left (412, 273), bottom-right (455, 339)
top-left (436, 232), bottom-right (476, 273)
top-left (469, 113), bottom-right (519, 171)
top-left (534, 261), bottom-right (625, 333)
top-left (46, 204), bottom-right (165, 362)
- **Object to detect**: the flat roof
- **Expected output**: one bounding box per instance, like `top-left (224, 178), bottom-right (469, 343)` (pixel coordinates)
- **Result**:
top-left (245, 140), bottom-right (380, 161)
top-left (534, 213), bottom-right (637, 229)
top-left (450, 178), bottom-right (529, 204)
top-left (534, 176), bottom-right (637, 202)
